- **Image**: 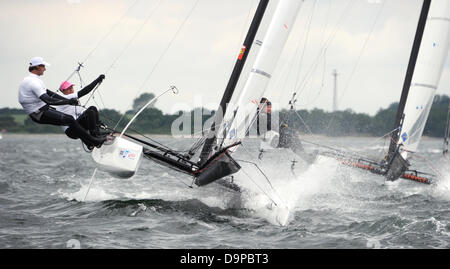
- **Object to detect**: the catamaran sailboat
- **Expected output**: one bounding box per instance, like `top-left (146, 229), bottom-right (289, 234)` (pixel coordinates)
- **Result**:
top-left (89, 0), bottom-right (309, 224)
top-left (324, 0), bottom-right (450, 184)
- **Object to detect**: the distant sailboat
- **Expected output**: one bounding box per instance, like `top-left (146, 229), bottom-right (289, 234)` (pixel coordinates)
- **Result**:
top-left (384, 0), bottom-right (450, 180)
top-left (331, 0), bottom-right (450, 184)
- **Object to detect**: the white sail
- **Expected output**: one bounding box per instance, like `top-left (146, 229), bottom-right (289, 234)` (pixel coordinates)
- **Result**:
top-left (217, 0), bottom-right (303, 148)
top-left (400, 0), bottom-right (450, 158)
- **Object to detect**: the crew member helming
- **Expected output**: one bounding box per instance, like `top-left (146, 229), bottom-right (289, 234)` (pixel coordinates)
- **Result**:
top-left (18, 57), bottom-right (106, 148)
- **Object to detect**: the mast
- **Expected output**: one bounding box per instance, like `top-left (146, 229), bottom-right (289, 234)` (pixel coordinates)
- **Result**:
top-left (387, 0), bottom-right (431, 159)
top-left (198, 0), bottom-right (269, 165)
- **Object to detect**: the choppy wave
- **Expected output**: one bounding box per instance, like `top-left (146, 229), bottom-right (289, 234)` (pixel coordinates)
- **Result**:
top-left (1, 135), bottom-right (450, 248)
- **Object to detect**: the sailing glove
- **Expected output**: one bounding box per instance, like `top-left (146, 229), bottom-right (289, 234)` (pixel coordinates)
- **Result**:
top-left (69, 98), bottom-right (79, 106)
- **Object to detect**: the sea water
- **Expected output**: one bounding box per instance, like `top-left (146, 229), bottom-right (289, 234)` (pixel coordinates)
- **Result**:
top-left (0, 134), bottom-right (449, 248)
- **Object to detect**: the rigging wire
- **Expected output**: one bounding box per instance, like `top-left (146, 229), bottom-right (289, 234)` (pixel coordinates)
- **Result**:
top-left (113, 0), bottom-right (200, 131)
top-left (81, 0), bottom-right (142, 67)
top-left (404, 150), bottom-right (442, 178)
top-left (83, 0), bottom-right (164, 109)
top-left (303, 0), bottom-right (331, 107)
top-left (173, 174), bottom-right (195, 189)
top-left (312, 0), bottom-right (332, 104)
top-left (83, 168), bottom-right (98, 202)
top-left (289, 0), bottom-right (355, 104)
top-left (215, 99), bottom-right (268, 152)
top-left (69, 1), bottom-right (261, 155)
top-left (62, 0), bottom-right (161, 112)
top-left (269, 1), bottom-right (355, 145)
top-left (293, 0), bottom-right (317, 93)
top-left (290, 102), bottom-right (400, 155)
top-left (304, 48), bottom-right (327, 107)
top-left (104, 0), bottom-right (164, 75)
top-left (282, 0), bottom-right (386, 155)
top-left (237, 146), bottom-right (289, 204)
top-left (238, 165), bottom-right (281, 207)
top-left (136, 0), bottom-right (201, 93)
top-left (298, 126), bottom-right (401, 164)
top-left (301, 0), bottom-right (331, 109)
top-left (326, 0), bottom-right (387, 131)
top-left (122, 0), bottom-right (256, 150)
top-left (63, 0), bottom-right (141, 84)
top-left (93, 86), bottom-right (107, 109)
top-left (232, 144), bottom-right (293, 216)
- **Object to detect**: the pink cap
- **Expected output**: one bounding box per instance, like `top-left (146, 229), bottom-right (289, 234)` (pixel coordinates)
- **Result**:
top-left (59, 81), bottom-right (74, 91)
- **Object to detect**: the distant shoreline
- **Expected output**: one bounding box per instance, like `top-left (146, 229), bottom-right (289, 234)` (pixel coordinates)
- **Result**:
top-left (0, 133), bottom-right (443, 141)
top-left (1, 133), bottom-right (175, 138)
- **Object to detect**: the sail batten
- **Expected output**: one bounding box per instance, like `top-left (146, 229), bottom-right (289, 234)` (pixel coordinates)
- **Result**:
top-left (410, 83), bottom-right (437, 89)
top-left (429, 17), bottom-right (450, 22)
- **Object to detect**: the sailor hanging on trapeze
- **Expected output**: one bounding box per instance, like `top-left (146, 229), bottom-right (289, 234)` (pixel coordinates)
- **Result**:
top-left (18, 56), bottom-right (108, 149)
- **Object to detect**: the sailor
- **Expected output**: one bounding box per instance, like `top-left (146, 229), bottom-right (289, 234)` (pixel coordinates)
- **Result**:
top-left (18, 57), bottom-right (106, 148)
top-left (278, 121), bottom-right (291, 148)
top-left (259, 97), bottom-right (272, 113)
top-left (257, 97), bottom-right (272, 136)
top-left (55, 76), bottom-right (111, 149)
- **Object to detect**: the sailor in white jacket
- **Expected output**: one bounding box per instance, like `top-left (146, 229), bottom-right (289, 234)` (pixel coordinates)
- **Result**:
top-left (18, 57), bottom-right (106, 148)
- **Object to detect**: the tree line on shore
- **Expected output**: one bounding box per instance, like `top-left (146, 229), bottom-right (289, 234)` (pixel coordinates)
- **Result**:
top-left (1, 94), bottom-right (449, 138)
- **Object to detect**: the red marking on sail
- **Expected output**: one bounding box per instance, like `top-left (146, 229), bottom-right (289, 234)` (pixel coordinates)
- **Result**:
top-left (284, 24), bottom-right (288, 30)
top-left (238, 46), bottom-right (246, 60)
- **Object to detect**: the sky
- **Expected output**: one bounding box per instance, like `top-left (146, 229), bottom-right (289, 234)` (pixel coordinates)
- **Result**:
top-left (2, 0), bottom-right (449, 116)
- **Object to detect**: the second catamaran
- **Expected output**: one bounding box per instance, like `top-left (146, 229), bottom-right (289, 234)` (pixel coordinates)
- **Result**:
top-left (331, 0), bottom-right (450, 184)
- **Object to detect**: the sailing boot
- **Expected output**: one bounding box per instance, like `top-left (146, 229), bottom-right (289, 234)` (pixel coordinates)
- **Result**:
top-left (91, 121), bottom-right (112, 137)
top-left (91, 129), bottom-right (112, 138)
top-left (85, 143), bottom-right (95, 151)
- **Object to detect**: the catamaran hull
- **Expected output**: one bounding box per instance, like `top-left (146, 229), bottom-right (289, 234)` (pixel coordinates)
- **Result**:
top-left (386, 150), bottom-right (410, 181)
top-left (195, 152), bottom-right (241, 187)
top-left (91, 137), bottom-right (143, 179)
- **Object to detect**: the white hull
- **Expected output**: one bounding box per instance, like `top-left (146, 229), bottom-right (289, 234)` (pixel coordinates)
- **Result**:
top-left (91, 136), bottom-right (143, 179)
